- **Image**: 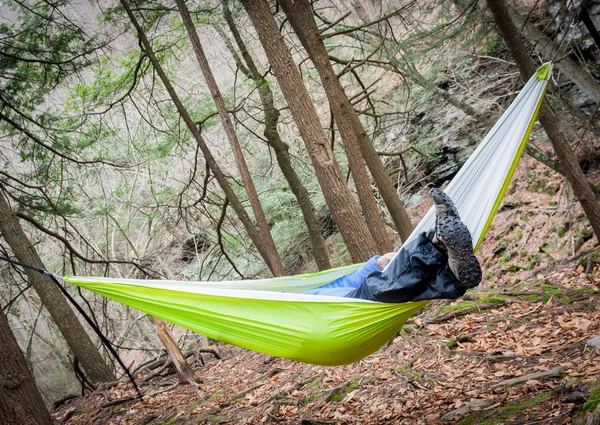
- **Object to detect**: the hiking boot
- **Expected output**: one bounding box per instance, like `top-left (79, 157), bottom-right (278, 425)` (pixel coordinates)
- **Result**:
top-left (429, 188), bottom-right (482, 289)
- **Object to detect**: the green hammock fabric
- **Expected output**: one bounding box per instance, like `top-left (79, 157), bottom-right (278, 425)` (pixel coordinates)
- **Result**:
top-left (64, 63), bottom-right (552, 366)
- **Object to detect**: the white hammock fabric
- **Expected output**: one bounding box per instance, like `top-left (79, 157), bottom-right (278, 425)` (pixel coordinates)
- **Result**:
top-left (388, 62), bottom-right (553, 263)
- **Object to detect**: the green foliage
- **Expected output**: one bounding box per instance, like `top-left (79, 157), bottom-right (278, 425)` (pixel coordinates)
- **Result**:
top-left (584, 382), bottom-right (600, 412)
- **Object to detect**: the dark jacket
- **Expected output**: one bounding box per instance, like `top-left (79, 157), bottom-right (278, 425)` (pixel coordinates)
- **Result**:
top-left (346, 232), bottom-right (466, 302)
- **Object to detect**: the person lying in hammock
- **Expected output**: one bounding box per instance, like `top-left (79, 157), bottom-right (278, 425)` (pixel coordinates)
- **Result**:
top-left (304, 188), bottom-right (482, 303)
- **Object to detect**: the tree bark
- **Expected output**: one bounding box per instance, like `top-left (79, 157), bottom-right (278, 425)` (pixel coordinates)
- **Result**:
top-left (0, 303), bottom-right (52, 425)
top-left (280, 0), bottom-right (397, 251)
top-left (151, 317), bottom-right (196, 385)
top-left (487, 0), bottom-right (600, 241)
top-left (120, 0), bottom-right (280, 275)
top-left (509, 9), bottom-right (600, 104)
top-left (176, 0), bottom-right (285, 276)
top-left (588, 404), bottom-right (600, 425)
top-left (0, 188), bottom-right (116, 385)
top-left (241, 0), bottom-right (377, 262)
top-left (221, 0), bottom-right (332, 270)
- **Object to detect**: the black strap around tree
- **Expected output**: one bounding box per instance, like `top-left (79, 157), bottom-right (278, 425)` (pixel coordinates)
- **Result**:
top-left (0, 255), bottom-right (143, 400)
top-left (575, 0), bottom-right (600, 50)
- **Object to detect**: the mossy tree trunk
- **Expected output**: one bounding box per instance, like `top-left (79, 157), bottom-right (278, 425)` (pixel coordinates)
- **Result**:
top-left (0, 302), bottom-right (52, 425)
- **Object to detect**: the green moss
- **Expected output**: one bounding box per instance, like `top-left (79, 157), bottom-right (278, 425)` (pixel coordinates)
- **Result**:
top-left (455, 413), bottom-right (485, 425)
top-left (441, 301), bottom-right (475, 313)
top-left (584, 382), bottom-right (600, 412)
top-left (187, 399), bottom-right (204, 411)
top-left (402, 324), bottom-right (418, 335)
top-left (519, 294), bottom-right (540, 302)
top-left (542, 284), bottom-right (561, 295)
top-left (329, 383), bottom-right (358, 403)
top-left (447, 338), bottom-right (459, 350)
top-left (305, 377), bottom-right (322, 389)
top-left (541, 285), bottom-right (595, 303)
top-left (501, 393), bottom-right (549, 414)
top-left (462, 393), bottom-right (550, 424)
top-left (481, 297), bottom-right (503, 305)
top-left (346, 383), bottom-right (359, 393)
top-left (507, 264), bottom-right (521, 272)
top-left (501, 253), bottom-right (514, 263)
top-left (394, 365), bottom-right (412, 374)
top-left (209, 390), bottom-right (225, 400)
top-left (329, 393), bottom-right (344, 402)
top-left (302, 390), bottom-right (325, 404)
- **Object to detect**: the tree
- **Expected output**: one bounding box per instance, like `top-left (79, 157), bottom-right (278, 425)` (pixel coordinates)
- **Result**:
top-left (0, 188), bottom-right (115, 385)
top-left (280, 0), bottom-right (413, 248)
top-left (175, 0), bottom-right (285, 276)
top-left (118, 0), bottom-right (283, 274)
top-left (0, 303), bottom-right (52, 425)
top-left (241, 0), bottom-right (378, 263)
top-left (487, 0), bottom-right (600, 241)
top-left (220, 0), bottom-right (331, 270)
top-left (508, 10), bottom-right (600, 105)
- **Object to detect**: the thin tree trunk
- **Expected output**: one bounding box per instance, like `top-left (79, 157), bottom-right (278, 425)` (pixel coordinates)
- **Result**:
top-left (176, 0), bottom-right (285, 276)
top-left (280, 0), bottom-right (396, 251)
top-left (151, 317), bottom-right (196, 385)
top-left (221, 0), bottom-right (332, 270)
top-left (0, 303), bottom-right (52, 425)
top-left (487, 0), bottom-right (600, 241)
top-left (241, 0), bottom-right (378, 262)
top-left (0, 188), bottom-right (115, 385)
top-left (588, 404), bottom-right (600, 425)
top-left (120, 0), bottom-right (280, 275)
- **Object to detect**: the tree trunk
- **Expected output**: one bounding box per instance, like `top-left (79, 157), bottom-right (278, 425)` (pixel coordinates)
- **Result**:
top-left (151, 317), bottom-right (196, 385)
top-left (176, 0), bottom-right (285, 276)
top-left (0, 304), bottom-right (52, 425)
top-left (509, 9), bottom-right (600, 104)
top-left (280, 0), bottom-right (396, 251)
top-left (487, 0), bottom-right (600, 241)
top-left (588, 404), bottom-right (600, 425)
top-left (241, 0), bottom-right (377, 262)
top-left (120, 0), bottom-right (281, 275)
top-left (0, 189), bottom-right (116, 385)
top-left (221, 0), bottom-right (332, 270)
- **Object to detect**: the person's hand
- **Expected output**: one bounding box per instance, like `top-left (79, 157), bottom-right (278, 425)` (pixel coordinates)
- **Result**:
top-left (376, 252), bottom-right (396, 270)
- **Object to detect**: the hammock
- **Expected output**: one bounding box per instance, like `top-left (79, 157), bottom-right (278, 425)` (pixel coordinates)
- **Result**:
top-left (64, 63), bottom-right (552, 366)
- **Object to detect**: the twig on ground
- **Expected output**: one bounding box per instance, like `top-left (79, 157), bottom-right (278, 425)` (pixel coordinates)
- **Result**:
top-left (492, 366), bottom-right (564, 387)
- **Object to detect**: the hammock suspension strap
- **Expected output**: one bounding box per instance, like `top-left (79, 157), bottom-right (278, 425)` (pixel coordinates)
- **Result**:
top-left (0, 255), bottom-right (143, 399)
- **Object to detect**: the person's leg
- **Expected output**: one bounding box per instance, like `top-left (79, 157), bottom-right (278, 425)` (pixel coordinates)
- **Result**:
top-left (302, 255), bottom-right (381, 296)
top-left (346, 232), bottom-right (467, 302)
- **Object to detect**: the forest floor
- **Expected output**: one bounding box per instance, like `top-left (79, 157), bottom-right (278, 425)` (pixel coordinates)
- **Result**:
top-left (53, 156), bottom-right (600, 424)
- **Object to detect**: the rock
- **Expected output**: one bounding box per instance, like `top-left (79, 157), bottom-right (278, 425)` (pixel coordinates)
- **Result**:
top-left (586, 336), bottom-right (600, 348)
